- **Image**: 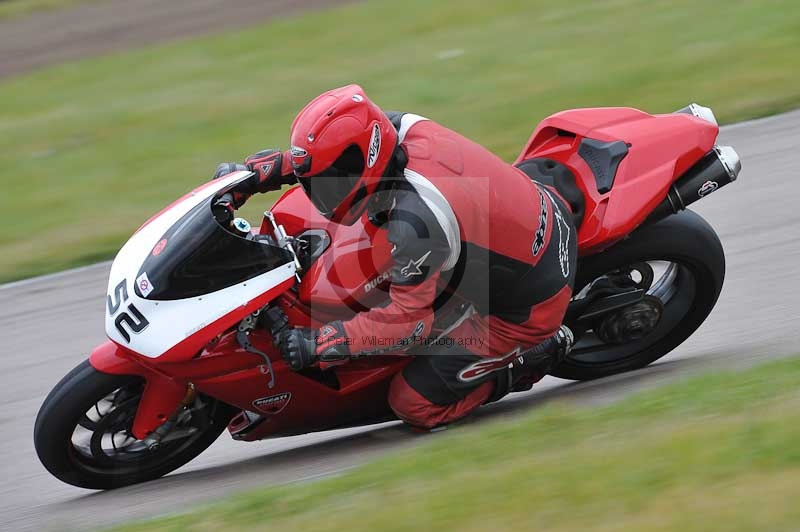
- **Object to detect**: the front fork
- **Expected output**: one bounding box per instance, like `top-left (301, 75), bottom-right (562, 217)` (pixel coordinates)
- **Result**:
top-left (143, 383), bottom-right (198, 450)
top-left (89, 341), bottom-right (188, 440)
top-left (90, 304), bottom-right (290, 440)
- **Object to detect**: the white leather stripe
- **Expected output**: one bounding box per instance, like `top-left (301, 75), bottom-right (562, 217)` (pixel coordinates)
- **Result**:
top-left (403, 168), bottom-right (461, 271)
top-left (397, 113), bottom-right (429, 143)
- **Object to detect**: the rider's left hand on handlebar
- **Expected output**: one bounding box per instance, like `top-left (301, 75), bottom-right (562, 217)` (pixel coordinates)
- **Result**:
top-left (275, 328), bottom-right (318, 371)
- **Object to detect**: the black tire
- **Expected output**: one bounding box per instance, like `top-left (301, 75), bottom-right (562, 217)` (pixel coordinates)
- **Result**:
top-left (34, 359), bottom-right (235, 489)
top-left (550, 209), bottom-right (725, 381)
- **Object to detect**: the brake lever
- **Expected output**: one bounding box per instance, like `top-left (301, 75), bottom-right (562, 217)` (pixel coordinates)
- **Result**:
top-left (237, 311), bottom-right (276, 389)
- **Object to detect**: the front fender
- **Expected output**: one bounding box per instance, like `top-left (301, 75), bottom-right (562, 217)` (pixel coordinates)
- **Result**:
top-left (89, 340), bottom-right (146, 375)
top-left (89, 341), bottom-right (186, 439)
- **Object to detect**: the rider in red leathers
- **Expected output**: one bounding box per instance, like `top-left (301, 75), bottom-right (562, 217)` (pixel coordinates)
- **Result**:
top-left (216, 84), bottom-right (576, 429)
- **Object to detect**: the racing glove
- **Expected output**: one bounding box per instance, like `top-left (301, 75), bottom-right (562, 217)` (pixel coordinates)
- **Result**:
top-left (212, 149), bottom-right (295, 207)
top-left (276, 321), bottom-right (351, 371)
top-left (243, 148), bottom-right (296, 193)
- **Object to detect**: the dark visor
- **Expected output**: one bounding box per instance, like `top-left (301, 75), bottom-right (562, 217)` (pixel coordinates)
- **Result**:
top-left (296, 145), bottom-right (364, 218)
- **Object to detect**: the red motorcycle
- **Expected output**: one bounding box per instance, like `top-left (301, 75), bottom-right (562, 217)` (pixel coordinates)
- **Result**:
top-left (34, 103), bottom-right (740, 489)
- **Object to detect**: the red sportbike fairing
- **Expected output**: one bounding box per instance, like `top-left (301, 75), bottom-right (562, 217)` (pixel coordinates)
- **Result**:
top-left (34, 103), bottom-right (740, 489)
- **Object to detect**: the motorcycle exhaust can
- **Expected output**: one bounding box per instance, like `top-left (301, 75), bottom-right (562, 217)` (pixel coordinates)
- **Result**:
top-left (648, 145), bottom-right (741, 223)
top-left (674, 102), bottom-right (718, 126)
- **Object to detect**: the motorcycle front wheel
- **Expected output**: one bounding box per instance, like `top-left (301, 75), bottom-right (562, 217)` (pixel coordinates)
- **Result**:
top-left (551, 209), bottom-right (725, 381)
top-left (34, 359), bottom-right (235, 489)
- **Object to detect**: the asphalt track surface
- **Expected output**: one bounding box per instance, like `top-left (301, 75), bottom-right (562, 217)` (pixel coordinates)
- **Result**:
top-left (1, 110), bottom-right (799, 530)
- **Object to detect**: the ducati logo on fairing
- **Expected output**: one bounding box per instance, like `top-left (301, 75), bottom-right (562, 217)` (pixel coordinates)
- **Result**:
top-left (367, 123), bottom-right (381, 168)
top-left (252, 392), bottom-right (292, 415)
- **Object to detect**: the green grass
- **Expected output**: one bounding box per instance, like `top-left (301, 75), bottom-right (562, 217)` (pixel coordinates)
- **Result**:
top-left (0, 0), bottom-right (97, 19)
top-left (2, 0), bottom-right (800, 282)
top-left (111, 356), bottom-right (800, 532)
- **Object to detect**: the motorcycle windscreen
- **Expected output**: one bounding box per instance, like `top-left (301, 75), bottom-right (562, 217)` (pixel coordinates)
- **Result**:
top-left (135, 199), bottom-right (293, 300)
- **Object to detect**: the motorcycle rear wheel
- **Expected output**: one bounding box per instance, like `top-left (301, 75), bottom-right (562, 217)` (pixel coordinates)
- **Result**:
top-left (34, 359), bottom-right (235, 489)
top-left (550, 209), bottom-right (725, 381)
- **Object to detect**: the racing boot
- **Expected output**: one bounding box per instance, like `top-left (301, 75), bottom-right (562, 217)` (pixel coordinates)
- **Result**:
top-left (510, 325), bottom-right (574, 392)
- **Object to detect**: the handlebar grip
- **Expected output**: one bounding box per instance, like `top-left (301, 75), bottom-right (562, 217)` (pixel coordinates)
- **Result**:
top-left (212, 193), bottom-right (236, 224)
top-left (217, 192), bottom-right (235, 206)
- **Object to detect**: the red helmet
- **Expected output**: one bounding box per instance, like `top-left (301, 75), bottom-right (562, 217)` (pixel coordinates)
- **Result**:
top-left (289, 84), bottom-right (398, 225)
